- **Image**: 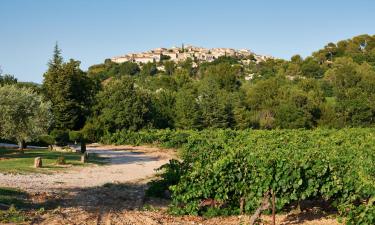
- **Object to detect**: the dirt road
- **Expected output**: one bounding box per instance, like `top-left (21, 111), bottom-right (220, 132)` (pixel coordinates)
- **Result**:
top-left (0, 145), bottom-right (174, 192)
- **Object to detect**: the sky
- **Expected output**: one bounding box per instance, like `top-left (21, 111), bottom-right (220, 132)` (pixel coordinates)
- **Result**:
top-left (0, 0), bottom-right (374, 83)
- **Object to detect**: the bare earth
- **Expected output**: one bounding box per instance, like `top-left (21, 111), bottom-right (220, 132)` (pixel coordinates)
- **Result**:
top-left (0, 145), bottom-right (341, 225)
top-left (0, 145), bottom-right (174, 192)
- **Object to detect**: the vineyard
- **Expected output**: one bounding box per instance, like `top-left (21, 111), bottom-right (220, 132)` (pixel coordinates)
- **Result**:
top-left (104, 128), bottom-right (375, 224)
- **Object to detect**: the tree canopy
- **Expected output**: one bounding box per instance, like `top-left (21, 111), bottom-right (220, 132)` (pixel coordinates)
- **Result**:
top-left (43, 44), bottom-right (97, 130)
top-left (0, 85), bottom-right (52, 149)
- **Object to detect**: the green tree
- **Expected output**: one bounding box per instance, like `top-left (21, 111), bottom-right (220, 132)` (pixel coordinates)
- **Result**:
top-left (140, 62), bottom-right (158, 76)
top-left (151, 89), bottom-right (176, 128)
top-left (94, 76), bottom-right (152, 132)
top-left (200, 63), bottom-right (241, 91)
top-left (0, 85), bottom-right (52, 150)
top-left (197, 80), bottom-right (233, 128)
top-left (164, 60), bottom-right (175, 75)
top-left (175, 84), bottom-right (201, 129)
top-left (301, 57), bottom-right (325, 78)
top-left (325, 57), bottom-right (375, 126)
top-left (118, 61), bottom-right (140, 76)
top-left (43, 44), bottom-right (96, 130)
top-left (0, 71), bottom-right (17, 86)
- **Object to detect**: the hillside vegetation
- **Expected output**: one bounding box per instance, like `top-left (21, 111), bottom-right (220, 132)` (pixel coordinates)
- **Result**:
top-left (79, 34), bottom-right (375, 140)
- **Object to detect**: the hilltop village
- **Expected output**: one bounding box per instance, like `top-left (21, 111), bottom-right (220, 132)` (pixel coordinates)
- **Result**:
top-left (111, 44), bottom-right (271, 65)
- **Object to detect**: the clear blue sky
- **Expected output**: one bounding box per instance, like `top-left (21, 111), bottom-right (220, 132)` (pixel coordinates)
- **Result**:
top-left (1, 0), bottom-right (374, 83)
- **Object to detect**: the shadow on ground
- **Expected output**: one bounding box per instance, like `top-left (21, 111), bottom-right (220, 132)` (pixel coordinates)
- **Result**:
top-left (25, 181), bottom-right (172, 225)
top-left (30, 181), bottom-right (157, 213)
top-left (88, 148), bottom-right (164, 165)
top-left (279, 199), bottom-right (338, 224)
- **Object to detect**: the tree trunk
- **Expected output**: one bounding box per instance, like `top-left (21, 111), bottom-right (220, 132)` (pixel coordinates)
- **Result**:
top-left (80, 140), bottom-right (86, 154)
top-left (249, 191), bottom-right (271, 225)
top-left (18, 140), bottom-right (26, 152)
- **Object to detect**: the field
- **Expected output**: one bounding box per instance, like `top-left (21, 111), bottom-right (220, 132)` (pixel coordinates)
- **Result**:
top-left (0, 129), bottom-right (374, 224)
top-left (103, 128), bottom-right (375, 224)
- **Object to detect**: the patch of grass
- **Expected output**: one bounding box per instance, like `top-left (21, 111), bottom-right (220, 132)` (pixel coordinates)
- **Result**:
top-left (0, 205), bottom-right (27, 223)
top-left (0, 148), bottom-right (106, 174)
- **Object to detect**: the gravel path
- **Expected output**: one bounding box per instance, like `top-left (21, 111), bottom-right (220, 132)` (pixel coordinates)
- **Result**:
top-left (0, 145), bottom-right (174, 193)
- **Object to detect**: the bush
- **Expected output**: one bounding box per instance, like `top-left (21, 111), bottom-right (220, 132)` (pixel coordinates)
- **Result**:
top-left (56, 156), bottom-right (66, 165)
top-left (69, 131), bottom-right (82, 143)
top-left (81, 121), bottom-right (103, 143)
top-left (146, 159), bottom-right (185, 198)
top-left (50, 129), bottom-right (69, 146)
top-left (37, 135), bottom-right (55, 146)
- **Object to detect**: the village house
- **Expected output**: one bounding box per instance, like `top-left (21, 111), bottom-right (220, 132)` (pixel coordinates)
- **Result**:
top-left (111, 45), bottom-right (270, 64)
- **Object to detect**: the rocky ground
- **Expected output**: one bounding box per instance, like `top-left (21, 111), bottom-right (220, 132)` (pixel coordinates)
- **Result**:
top-left (0, 145), bottom-right (341, 225)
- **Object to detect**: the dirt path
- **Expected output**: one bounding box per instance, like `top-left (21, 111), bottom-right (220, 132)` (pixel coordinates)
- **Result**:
top-left (0, 145), bottom-right (174, 193)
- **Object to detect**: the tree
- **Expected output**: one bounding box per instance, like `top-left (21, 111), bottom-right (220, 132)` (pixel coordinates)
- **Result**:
top-left (178, 58), bottom-right (195, 76)
top-left (301, 57), bottom-right (325, 78)
top-left (174, 84), bottom-right (201, 129)
top-left (140, 62), bottom-right (158, 76)
top-left (118, 61), bottom-right (140, 76)
top-left (197, 80), bottom-right (233, 128)
top-left (94, 76), bottom-right (152, 132)
top-left (43, 44), bottom-right (96, 130)
top-left (0, 85), bottom-right (52, 150)
top-left (325, 57), bottom-right (375, 126)
top-left (0, 68), bottom-right (17, 86)
top-left (164, 60), bottom-right (175, 75)
top-left (200, 63), bottom-right (241, 91)
top-left (151, 89), bottom-right (176, 128)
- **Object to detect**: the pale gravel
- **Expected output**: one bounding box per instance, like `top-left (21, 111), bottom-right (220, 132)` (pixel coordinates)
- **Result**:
top-left (0, 145), bottom-right (174, 192)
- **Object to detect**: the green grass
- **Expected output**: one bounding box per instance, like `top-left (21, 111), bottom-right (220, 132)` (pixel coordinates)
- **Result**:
top-left (0, 148), bottom-right (105, 174)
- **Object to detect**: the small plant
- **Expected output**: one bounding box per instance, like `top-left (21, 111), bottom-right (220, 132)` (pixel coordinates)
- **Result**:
top-left (142, 204), bottom-right (157, 212)
top-left (56, 156), bottom-right (66, 165)
top-left (0, 205), bottom-right (26, 223)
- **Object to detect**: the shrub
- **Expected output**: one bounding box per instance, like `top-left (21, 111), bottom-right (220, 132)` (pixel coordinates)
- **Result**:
top-left (56, 156), bottom-right (66, 165)
top-left (50, 129), bottom-right (69, 146)
top-left (69, 131), bottom-right (82, 143)
top-left (37, 135), bottom-right (55, 146)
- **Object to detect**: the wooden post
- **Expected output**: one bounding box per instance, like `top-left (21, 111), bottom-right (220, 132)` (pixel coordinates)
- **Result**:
top-left (34, 157), bottom-right (42, 168)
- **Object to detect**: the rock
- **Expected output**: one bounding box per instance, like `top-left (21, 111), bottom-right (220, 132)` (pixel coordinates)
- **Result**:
top-left (34, 157), bottom-right (42, 168)
top-left (81, 154), bottom-right (87, 163)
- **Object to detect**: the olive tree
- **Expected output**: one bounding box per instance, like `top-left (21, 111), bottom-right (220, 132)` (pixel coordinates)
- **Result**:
top-left (0, 85), bottom-right (53, 150)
